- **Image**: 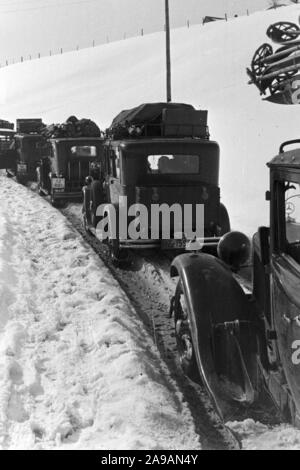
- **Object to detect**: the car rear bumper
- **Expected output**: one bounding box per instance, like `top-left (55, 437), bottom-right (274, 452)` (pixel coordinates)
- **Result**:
top-left (52, 191), bottom-right (83, 201)
top-left (119, 237), bottom-right (221, 250)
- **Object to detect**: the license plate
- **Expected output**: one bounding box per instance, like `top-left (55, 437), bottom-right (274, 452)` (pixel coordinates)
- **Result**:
top-left (161, 238), bottom-right (186, 250)
top-left (17, 163), bottom-right (27, 173)
top-left (52, 178), bottom-right (65, 190)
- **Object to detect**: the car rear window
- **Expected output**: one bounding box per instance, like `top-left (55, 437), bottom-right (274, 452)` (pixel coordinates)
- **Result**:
top-left (147, 155), bottom-right (200, 174)
top-left (71, 146), bottom-right (97, 157)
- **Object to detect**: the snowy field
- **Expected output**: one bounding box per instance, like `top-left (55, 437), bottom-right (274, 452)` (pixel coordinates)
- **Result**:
top-left (0, 175), bottom-right (200, 450)
top-left (1, 4), bottom-right (300, 451)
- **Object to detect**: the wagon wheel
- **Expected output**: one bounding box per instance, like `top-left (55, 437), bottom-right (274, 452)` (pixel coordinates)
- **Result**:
top-left (268, 70), bottom-right (299, 95)
top-left (267, 22), bottom-right (300, 44)
top-left (251, 44), bottom-right (273, 79)
top-left (247, 67), bottom-right (270, 95)
top-left (174, 282), bottom-right (200, 383)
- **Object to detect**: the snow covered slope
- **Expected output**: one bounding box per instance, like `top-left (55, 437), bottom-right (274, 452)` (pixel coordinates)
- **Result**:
top-left (1, 5), bottom-right (300, 234)
top-left (0, 175), bottom-right (199, 450)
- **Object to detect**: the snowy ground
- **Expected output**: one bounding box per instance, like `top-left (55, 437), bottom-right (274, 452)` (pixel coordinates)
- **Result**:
top-left (0, 174), bottom-right (200, 450)
top-left (228, 420), bottom-right (300, 451)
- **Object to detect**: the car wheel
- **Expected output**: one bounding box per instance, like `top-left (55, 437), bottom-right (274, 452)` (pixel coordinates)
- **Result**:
top-left (174, 282), bottom-right (200, 383)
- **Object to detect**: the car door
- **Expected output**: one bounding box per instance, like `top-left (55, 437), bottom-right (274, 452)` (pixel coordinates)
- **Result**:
top-left (271, 176), bottom-right (300, 417)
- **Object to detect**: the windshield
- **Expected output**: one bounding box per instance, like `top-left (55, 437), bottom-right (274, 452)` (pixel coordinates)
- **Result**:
top-left (147, 154), bottom-right (200, 174)
top-left (285, 182), bottom-right (300, 244)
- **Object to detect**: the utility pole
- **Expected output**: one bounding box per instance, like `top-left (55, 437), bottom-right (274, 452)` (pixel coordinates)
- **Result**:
top-left (165, 0), bottom-right (172, 102)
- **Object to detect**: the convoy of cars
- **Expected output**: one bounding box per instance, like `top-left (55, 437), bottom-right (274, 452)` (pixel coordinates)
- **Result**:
top-left (0, 117), bottom-right (104, 205)
top-left (1, 103), bottom-right (300, 428)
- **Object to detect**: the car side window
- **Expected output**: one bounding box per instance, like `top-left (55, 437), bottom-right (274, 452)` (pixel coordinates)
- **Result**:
top-left (103, 146), bottom-right (120, 180)
top-left (108, 149), bottom-right (120, 179)
top-left (103, 147), bottom-right (109, 175)
top-left (40, 142), bottom-right (52, 159)
top-left (115, 149), bottom-right (120, 179)
top-left (285, 181), bottom-right (300, 262)
top-left (110, 150), bottom-right (116, 177)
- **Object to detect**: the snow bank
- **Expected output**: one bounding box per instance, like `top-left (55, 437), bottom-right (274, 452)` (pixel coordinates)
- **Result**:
top-left (228, 419), bottom-right (300, 450)
top-left (0, 175), bottom-right (199, 450)
top-left (1, 5), bottom-right (300, 234)
top-left (0, 208), bottom-right (6, 310)
top-left (0, 205), bottom-right (15, 330)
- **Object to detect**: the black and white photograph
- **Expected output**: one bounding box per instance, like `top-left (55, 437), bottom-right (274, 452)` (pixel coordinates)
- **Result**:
top-left (1, 0), bottom-right (300, 453)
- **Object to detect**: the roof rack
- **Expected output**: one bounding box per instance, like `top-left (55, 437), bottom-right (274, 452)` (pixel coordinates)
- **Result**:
top-left (0, 119), bottom-right (14, 131)
top-left (16, 119), bottom-right (43, 134)
top-left (108, 103), bottom-right (210, 140)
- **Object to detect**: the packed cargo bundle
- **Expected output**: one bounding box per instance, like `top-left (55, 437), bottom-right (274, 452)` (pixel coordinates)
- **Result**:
top-left (16, 118), bottom-right (45, 134)
top-left (0, 119), bottom-right (14, 130)
top-left (108, 102), bottom-right (209, 139)
top-left (42, 116), bottom-right (102, 139)
top-left (247, 20), bottom-right (300, 104)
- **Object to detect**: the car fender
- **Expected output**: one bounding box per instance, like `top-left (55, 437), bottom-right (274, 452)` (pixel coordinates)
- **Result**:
top-left (171, 253), bottom-right (251, 324)
top-left (171, 253), bottom-right (257, 419)
top-left (82, 185), bottom-right (91, 215)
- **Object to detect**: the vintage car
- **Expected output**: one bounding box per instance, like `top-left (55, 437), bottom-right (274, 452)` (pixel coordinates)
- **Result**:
top-left (0, 128), bottom-right (16, 173)
top-left (82, 102), bottom-right (230, 261)
top-left (8, 133), bottom-right (45, 183)
top-left (37, 137), bottom-right (104, 205)
top-left (169, 139), bottom-right (300, 427)
top-left (4, 119), bottom-right (45, 183)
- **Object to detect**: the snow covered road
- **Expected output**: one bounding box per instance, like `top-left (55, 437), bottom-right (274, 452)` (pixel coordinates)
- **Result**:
top-left (0, 174), bottom-right (200, 450)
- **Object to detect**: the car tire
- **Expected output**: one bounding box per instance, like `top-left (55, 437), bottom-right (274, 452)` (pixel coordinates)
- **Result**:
top-left (91, 180), bottom-right (104, 228)
top-left (174, 281), bottom-right (200, 383)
